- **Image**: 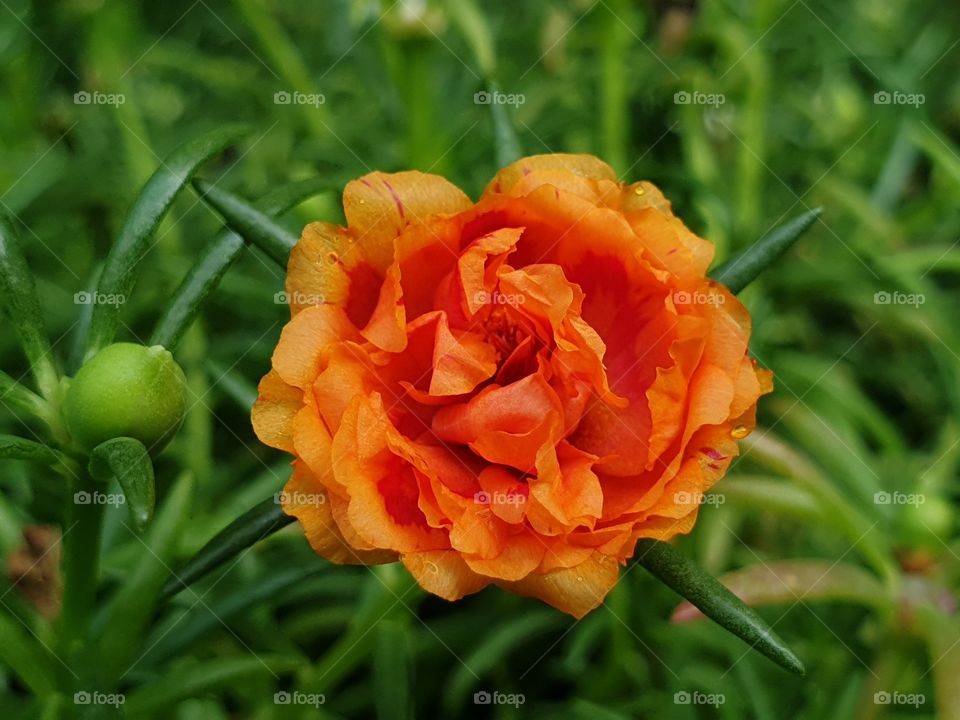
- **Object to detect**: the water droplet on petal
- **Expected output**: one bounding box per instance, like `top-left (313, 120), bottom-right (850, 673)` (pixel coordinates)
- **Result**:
top-left (326, 251), bottom-right (339, 265)
top-left (633, 185), bottom-right (645, 195)
top-left (730, 424), bottom-right (749, 439)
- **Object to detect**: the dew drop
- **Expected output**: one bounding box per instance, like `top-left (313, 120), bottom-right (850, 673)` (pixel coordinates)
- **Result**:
top-left (633, 185), bottom-right (645, 195)
top-left (326, 251), bottom-right (339, 265)
top-left (730, 424), bottom-right (749, 439)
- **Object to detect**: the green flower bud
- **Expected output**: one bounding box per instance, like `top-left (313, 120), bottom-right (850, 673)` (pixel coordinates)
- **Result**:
top-left (63, 343), bottom-right (187, 454)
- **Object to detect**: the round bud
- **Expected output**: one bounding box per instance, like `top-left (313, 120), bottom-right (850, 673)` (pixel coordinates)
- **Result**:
top-left (63, 343), bottom-right (187, 454)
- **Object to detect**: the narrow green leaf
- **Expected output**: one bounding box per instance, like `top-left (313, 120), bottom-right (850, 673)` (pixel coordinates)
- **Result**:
top-left (139, 565), bottom-right (324, 669)
top-left (0, 433), bottom-right (60, 465)
top-left (150, 177), bottom-right (331, 350)
top-left (123, 655), bottom-right (301, 716)
top-left (67, 263), bottom-right (102, 374)
top-left (0, 214), bottom-right (59, 400)
top-left (710, 207), bottom-right (823, 294)
top-left (374, 620), bottom-right (412, 720)
top-left (96, 471), bottom-right (194, 678)
top-left (671, 560), bottom-right (888, 622)
top-left (0, 609), bottom-right (57, 696)
top-left (0, 372), bottom-right (52, 421)
top-left (88, 437), bottom-right (156, 531)
top-left (85, 124), bottom-right (251, 360)
top-left (635, 538), bottom-right (805, 675)
top-left (159, 494), bottom-right (293, 601)
top-left (205, 358), bottom-right (257, 410)
top-left (191, 179), bottom-right (299, 266)
top-left (150, 232), bottom-right (244, 351)
top-left (488, 80), bottom-right (522, 168)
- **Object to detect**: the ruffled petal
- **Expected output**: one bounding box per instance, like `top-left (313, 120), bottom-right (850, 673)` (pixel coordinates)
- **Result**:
top-left (282, 461), bottom-right (396, 565)
top-left (497, 552), bottom-right (619, 618)
top-left (251, 370), bottom-right (302, 452)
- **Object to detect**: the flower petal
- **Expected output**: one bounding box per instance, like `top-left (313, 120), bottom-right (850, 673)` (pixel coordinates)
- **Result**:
top-left (251, 370), bottom-right (302, 453)
top-left (497, 552), bottom-right (619, 618)
top-left (282, 461), bottom-right (396, 565)
top-left (402, 549), bottom-right (491, 601)
top-left (344, 171), bottom-right (472, 271)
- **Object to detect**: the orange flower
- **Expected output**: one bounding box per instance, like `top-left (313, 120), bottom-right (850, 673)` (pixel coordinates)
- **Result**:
top-left (252, 154), bottom-right (772, 618)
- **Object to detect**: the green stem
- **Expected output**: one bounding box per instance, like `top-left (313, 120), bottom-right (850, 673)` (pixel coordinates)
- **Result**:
top-left (599, 0), bottom-right (630, 174)
top-left (58, 472), bottom-right (105, 678)
top-left (400, 38), bottom-right (439, 170)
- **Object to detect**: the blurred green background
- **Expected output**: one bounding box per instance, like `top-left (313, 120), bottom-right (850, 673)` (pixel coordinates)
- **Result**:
top-left (2, 0), bottom-right (959, 718)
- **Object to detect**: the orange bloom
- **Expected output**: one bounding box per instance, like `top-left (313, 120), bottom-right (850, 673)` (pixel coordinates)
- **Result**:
top-left (252, 154), bottom-right (772, 618)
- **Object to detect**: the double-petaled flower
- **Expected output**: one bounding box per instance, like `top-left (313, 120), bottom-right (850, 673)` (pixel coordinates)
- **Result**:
top-left (253, 154), bottom-right (771, 617)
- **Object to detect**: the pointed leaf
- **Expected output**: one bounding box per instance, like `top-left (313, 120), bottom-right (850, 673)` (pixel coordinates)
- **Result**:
top-left (635, 538), bottom-right (805, 675)
top-left (85, 124), bottom-right (251, 360)
top-left (710, 207), bottom-right (822, 294)
top-left (88, 437), bottom-right (156, 531)
top-left (150, 177), bottom-right (332, 350)
top-left (159, 494), bottom-right (293, 601)
top-left (0, 433), bottom-right (61, 466)
top-left (671, 560), bottom-right (887, 622)
top-left (0, 214), bottom-right (59, 399)
top-left (190, 179), bottom-right (299, 266)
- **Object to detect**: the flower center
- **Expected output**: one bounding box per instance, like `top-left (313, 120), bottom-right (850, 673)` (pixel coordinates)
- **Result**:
top-left (483, 306), bottom-right (526, 363)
